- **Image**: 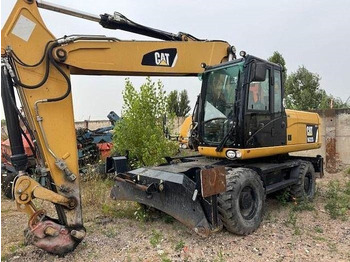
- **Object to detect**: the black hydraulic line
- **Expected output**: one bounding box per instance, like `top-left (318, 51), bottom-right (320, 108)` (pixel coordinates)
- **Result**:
top-left (20, 128), bottom-right (36, 157)
top-left (9, 41), bottom-right (53, 68)
top-left (54, 199), bottom-right (68, 226)
top-left (11, 51), bottom-right (51, 89)
top-left (10, 42), bottom-right (56, 89)
top-left (46, 43), bottom-right (71, 103)
top-left (10, 40), bottom-right (71, 102)
top-left (99, 13), bottom-right (184, 41)
top-left (47, 175), bottom-right (68, 225)
top-left (1, 66), bottom-right (28, 171)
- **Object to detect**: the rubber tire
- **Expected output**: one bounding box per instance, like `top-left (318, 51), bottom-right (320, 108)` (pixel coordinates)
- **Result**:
top-left (218, 168), bottom-right (265, 235)
top-left (1, 171), bottom-right (16, 199)
top-left (290, 161), bottom-right (316, 201)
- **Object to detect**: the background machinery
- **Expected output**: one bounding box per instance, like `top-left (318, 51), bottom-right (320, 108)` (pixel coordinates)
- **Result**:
top-left (76, 111), bottom-right (119, 169)
top-left (178, 115), bottom-right (192, 149)
top-left (1, 0), bottom-right (323, 255)
top-left (1, 111), bottom-right (119, 197)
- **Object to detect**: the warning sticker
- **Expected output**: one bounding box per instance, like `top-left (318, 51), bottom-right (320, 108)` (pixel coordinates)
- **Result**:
top-left (306, 126), bottom-right (313, 136)
top-left (11, 15), bottom-right (36, 42)
top-left (306, 124), bottom-right (318, 143)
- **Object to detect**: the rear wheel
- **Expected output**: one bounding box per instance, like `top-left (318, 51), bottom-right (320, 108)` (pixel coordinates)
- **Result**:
top-left (290, 161), bottom-right (316, 201)
top-left (218, 168), bottom-right (265, 235)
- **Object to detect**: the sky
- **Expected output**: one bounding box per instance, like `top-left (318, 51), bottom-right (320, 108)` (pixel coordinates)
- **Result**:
top-left (1, 0), bottom-right (350, 120)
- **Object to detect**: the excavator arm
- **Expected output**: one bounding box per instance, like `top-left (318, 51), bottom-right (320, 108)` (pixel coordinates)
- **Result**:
top-left (1, 0), bottom-right (234, 255)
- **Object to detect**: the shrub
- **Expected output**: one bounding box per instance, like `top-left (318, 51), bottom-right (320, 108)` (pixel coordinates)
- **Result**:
top-left (113, 78), bottom-right (178, 168)
top-left (324, 180), bottom-right (350, 220)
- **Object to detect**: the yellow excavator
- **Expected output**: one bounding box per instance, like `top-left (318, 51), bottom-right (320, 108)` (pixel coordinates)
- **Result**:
top-left (178, 115), bottom-right (192, 149)
top-left (1, 0), bottom-right (323, 255)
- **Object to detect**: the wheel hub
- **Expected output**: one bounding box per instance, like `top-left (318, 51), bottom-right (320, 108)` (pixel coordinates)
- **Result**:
top-left (239, 186), bottom-right (257, 220)
top-left (241, 192), bottom-right (253, 209)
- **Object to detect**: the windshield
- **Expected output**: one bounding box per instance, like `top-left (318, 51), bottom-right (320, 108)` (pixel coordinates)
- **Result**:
top-left (202, 62), bottom-right (243, 144)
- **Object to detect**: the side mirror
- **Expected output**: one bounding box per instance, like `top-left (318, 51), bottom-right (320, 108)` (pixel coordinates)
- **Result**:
top-left (250, 62), bottom-right (267, 82)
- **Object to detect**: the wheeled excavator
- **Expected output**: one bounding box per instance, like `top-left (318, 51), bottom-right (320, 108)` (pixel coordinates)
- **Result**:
top-left (1, 0), bottom-right (323, 255)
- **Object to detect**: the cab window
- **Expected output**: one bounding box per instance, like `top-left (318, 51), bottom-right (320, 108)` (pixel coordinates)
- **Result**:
top-left (247, 70), bottom-right (270, 111)
top-left (274, 70), bottom-right (282, 112)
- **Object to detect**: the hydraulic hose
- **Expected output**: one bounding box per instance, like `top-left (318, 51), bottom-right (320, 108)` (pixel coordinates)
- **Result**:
top-left (11, 49), bottom-right (51, 89)
top-left (46, 44), bottom-right (71, 102)
top-left (9, 41), bottom-right (53, 68)
top-left (20, 128), bottom-right (36, 157)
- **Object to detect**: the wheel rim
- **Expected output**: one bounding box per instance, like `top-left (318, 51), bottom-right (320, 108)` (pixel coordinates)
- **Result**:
top-left (304, 172), bottom-right (312, 195)
top-left (239, 186), bottom-right (258, 220)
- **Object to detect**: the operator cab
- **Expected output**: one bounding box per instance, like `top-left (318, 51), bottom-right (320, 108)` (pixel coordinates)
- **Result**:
top-left (196, 55), bottom-right (286, 151)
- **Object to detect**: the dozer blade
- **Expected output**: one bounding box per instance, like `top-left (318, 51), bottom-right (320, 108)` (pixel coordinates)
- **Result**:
top-left (110, 168), bottom-right (212, 236)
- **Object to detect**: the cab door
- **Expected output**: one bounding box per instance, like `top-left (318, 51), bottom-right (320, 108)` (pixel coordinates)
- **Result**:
top-left (271, 68), bottom-right (287, 146)
top-left (244, 65), bottom-right (275, 148)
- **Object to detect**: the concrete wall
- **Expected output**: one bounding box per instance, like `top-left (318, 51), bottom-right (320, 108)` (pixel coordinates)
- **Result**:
top-left (292, 109), bottom-right (350, 173)
top-left (75, 117), bottom-right (188, 133)
top-left (75, 120), bottom-right (111, 130)
top-left (168, 117), bottom-right (187, 135)
top-left (335, 111), bottom-right (350, 165)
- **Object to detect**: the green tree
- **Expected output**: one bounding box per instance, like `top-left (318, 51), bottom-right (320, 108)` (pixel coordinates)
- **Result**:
top-left (331, 97), bottom-right (350, 108)
top-left (319, 93), bottom-right (350, 109)
top-left (167, 90), bottom-right (179, 116)
top-left (268, 51), bottom-right (349, 110)
top-left (267, 51), bottom-right (287, 84)
top-left (178, 90), bottom-right (191, 117)
top-left (113, 78), bottom-right (178, 168)
top-left (268, 51), bottom-right (287, 85)
top-left (284, 66), bottom-right (323, 110)
top-left (319, 89), bottom-right (330, 109)
top-left (167, 89), bottom-right (191, 117)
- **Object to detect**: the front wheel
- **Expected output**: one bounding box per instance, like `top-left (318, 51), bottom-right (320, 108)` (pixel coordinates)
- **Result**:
top-left (218, 168), bottom-right (265, 235)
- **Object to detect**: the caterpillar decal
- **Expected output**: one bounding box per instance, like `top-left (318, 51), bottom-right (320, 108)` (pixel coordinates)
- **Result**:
top-left (142, 48), bottom-right (178, 67)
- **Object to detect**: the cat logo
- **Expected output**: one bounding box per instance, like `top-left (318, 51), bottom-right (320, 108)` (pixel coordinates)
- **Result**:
top-left (142, 48), bottom-right (177, 67)
top-left (155, 52), bottom-right (170, 66)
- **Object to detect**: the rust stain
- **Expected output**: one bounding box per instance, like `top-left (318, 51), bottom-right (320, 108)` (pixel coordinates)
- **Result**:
top-left (325, 137), bottom-right (339, 173)
top-left (200, 166), bottom-right (227, 198)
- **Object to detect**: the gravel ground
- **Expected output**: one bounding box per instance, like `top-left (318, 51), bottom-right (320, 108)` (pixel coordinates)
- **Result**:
top-left (1, 170), bottom-right (350, 262)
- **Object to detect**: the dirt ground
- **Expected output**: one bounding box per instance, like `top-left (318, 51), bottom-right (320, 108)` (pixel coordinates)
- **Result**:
top-left (1, 170), bottom-right (350, 262)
